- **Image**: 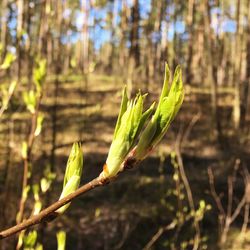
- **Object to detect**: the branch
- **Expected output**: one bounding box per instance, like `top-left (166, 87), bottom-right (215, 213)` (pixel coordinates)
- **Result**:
top-left (0, 176), bottom-right (104, 239)
top-left (1, 150), bottom-right (140, 239)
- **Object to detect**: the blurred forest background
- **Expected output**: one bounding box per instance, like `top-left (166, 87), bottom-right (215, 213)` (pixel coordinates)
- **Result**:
top-left (0, 0), bottom-right (250, 249)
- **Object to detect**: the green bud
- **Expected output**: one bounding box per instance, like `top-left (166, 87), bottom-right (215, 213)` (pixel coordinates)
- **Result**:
top-left (135, 63), bottom-right (184, 160)
top-left (34, 113), bottom-right (44, 136)
top-left (23, 90), bottom-right (37, 114)
top-left (33, 59), bottom-right (47, 94)
top-left (32, 184), bottom-right (40, 201)
top-left (33, 201), bottom-right (42, 215)
top-left (21, 141), bottom-right (28, 159)
top-left (56, 142), bottom-right (83, 214)
top-left (0, 52), bottom-right (16, 70)
top-left (23, 230), bottom-right (37, 248)
top-left (101, 88), bottom-right (154, 179)
top-left (57, 231), bottom-right (66, 250)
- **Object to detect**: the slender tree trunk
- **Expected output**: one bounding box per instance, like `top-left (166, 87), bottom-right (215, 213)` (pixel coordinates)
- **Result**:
top-left (16, 0), bottom-right (24, 81)
top-left (108, 0), bottom-right (118, 73)
top-left (233, 0), bottom-right (243, 130)
top-left (0, 0), bottom-right (8, 60)
top-left (202, 0), bottom-right (222, 142)
top-left (81, 0), bottom-right (89, 74)
top-left (241, 0), bottom-right (250, 128)
top-left (129, 0), bottom-right (140, 67)
top-left (186, 0), bottom-right (195, 83)
top-left (153, 0), bottom-right (163, 75)
top-left (127, 0), bottom-right (140, 96)
top-left (119, 0), bottom-right (128, 78)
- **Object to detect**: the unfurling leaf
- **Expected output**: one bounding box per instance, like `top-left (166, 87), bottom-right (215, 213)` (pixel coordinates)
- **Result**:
top-left (100, 87), bottom-right (154, 179)
top-left (135, 63), bottom-right (184, 160)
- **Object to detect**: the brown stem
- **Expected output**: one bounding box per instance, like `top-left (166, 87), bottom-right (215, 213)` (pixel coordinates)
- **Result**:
top-left (16, 158), bottom-right (29, 225)
top-left (16, 94), bottom-right (42, 225)
top-left (0, 176), bottom-right (104, 239)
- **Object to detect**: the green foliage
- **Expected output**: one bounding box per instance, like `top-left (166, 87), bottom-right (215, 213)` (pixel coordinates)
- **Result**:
top-left (57, 142), bottom-right (83, 214)
top-left (57, 231), bottom-right (66, 250)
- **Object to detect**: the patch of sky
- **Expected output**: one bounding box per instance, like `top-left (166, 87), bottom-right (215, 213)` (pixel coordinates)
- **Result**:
top-left (139, 0), bottom-right (151, 19)
top-left (168, 20), bottom-right (185, 40)
top-left (223, 20), bottom-right (236, 33)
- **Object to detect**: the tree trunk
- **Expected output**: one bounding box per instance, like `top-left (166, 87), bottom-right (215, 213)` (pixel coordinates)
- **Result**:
top-left (127, 0), bottom-right (140, 96)
top-left (241, 0), bottom-right (250, 128)
top-left (129, 0), bottom-right (140, 67)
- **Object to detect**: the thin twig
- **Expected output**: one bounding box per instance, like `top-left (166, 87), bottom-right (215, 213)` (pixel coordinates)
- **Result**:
top-left (143, 221), bottom-right (177, 250)
top-left (230, 194), bottom-right (246, 223)
top-left (207, 167), bottom-right (225, 217)
top-left (241, 203), bottom-right (249, 235)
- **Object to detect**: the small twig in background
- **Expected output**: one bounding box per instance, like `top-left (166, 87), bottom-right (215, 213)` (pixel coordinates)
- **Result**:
top-left (143, 221), bottom-right (177, 250)
top-left (208, 159), bottom-right (248, 245)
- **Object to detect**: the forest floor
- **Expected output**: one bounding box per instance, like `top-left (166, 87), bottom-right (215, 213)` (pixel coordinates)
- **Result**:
top-left (0, 74), bottom-right (250, 249)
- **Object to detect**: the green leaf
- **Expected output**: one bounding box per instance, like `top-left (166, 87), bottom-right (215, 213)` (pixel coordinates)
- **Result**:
top-left (135, 118), bottom-right (157, 160)
top-left (159, 63), bottom-right (171, 105)
top-left (133, 102), bottom-right (155, 146)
